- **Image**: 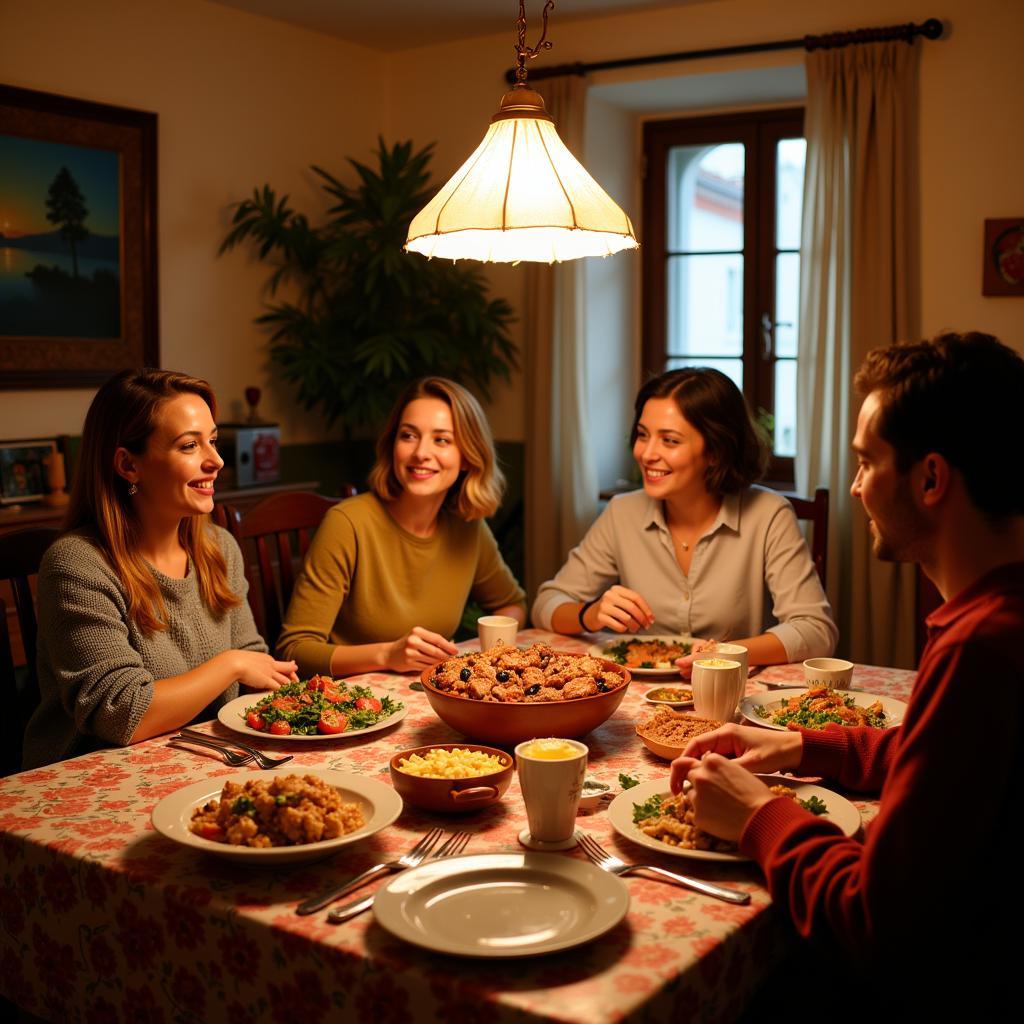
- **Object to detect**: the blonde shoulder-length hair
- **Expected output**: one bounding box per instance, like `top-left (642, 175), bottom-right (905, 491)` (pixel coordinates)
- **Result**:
top-left (64, 368), bottom-right (241, 634)
top-left (368, 377), bottom-right (504, 521)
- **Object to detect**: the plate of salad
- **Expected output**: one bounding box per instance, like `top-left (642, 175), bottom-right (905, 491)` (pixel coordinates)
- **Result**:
top-left (218, 675), bottom-right (406, 741)
top-left (587, 635), bottom-right (693, 676)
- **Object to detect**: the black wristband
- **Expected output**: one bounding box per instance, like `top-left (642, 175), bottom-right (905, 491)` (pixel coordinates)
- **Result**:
top-left (578, 598), bottom-right (599, 632)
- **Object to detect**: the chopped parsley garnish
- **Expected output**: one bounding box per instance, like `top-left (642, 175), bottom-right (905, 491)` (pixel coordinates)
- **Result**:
top-left (799, 795), bottom-right (828, 816)
top-left (618, 772), bottom-right (640, 790)
top-left (632, 794), bottom-right (664, 824)
top-left (231, 796), bottom-right (255, 816)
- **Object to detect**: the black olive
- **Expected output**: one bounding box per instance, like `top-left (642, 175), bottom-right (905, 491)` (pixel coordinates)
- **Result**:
top-left (524, 684), bottom-right (541, 696)
top-left (597, 680), bottom-right (610, 693)
top-left (434, 663), bottom-right (444, 675)
top-left (496, 670), bottom-right (509, 682)
top-left (459, 667), bottom-right (471, 682)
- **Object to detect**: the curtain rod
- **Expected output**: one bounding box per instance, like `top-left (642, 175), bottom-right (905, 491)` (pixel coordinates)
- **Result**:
top-left (504, 17), bottom-right (944, 84)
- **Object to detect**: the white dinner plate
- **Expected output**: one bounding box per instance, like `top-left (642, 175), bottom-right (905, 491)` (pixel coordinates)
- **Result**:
top-left (587, 634), bottom-right (693, 677)
top-left (739, 688), bottom-right (908, 732)
top-left (151, 769), bottom-right (403, 864)
top-left (608, 777), bottom-right (861, 863)
top-left (372, 852), bottom-right (629, 957)
top-left (217, 693), bottom-right (407, 741)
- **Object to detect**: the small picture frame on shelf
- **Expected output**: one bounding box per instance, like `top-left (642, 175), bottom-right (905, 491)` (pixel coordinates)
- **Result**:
top-left (0, 438), bottom-right (56, 504)
top-left (982, 218), bottom-right (1024, 296)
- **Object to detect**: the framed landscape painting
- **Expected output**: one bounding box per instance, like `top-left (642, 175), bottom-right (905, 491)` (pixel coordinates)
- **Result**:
top-left (0, 84), bottom-right (158, 388)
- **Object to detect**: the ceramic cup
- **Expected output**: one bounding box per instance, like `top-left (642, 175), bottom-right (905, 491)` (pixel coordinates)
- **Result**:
top-left (478, 615), bottom-right (519, 650)
top-left (691, 658), bottom-right (744, 721)
top-left (707, 642), bottom-right (749, 686)
top-left (515, 738), bottom-right (588, 850)
top-left (803, 657), bottom-right (854, 688)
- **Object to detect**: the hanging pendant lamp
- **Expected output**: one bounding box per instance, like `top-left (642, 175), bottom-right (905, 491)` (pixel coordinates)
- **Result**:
top-left (405, 1), bottom-right (639, 264)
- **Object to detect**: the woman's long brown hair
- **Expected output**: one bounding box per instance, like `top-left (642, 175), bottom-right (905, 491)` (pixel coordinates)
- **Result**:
top-left (65, 368), bottom-right (240, 634)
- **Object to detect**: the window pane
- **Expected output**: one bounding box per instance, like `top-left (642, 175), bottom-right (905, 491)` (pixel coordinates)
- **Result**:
top-left (667, 143), bottom-right (744, 252)
top-left (666, 356), bottom-right (743, 392)
top-left (773, 358), bottom-right (797, 456)
top-left (774, 251), bottom-right (799, 357)
top-left (776, 138), bottom-right (806, 250)
top-left (667, 254), bottom-right (743, 357)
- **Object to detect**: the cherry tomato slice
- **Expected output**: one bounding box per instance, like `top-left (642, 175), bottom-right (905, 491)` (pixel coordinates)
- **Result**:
top-left (269, 720), bottom-right (292, 736)
top-left (269, 696), bottom-right (301, 714)
top-left (321, 688), bottom-right (344, 705)
top-left (245, 711), bottom-right (266, 731)
top-left (317, 710), bottom-right (348, 735)
top-left (306, 675), bottom-right (338, 692)
top-left (197, 824), bottom-right (224, 840)
top-left (354, 697), bottom-right (382, 714)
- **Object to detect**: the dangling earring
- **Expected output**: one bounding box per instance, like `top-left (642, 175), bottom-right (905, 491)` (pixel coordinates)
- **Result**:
top-left (128, 482), bottom-right (138, 496)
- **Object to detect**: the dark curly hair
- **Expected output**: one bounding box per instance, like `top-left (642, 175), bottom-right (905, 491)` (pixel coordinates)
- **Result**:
top-left (854, 331), bottom-right (1024, 519)
top-left (630, 367), bottom-right (768, 495)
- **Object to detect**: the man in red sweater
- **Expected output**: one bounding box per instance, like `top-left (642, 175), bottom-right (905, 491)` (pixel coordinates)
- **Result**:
top-left (671, 331), bottom-right (1024, 1012)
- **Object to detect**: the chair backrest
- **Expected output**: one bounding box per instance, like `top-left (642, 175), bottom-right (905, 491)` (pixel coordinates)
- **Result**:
top-left (783, 488), bottom-right (829, 586)
top-left (232, 492), bottom-right (346, 648)
top-left (0, 526), bottom-right (60, 776)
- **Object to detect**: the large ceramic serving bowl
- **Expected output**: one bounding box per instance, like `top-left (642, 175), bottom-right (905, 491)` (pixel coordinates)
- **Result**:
top-left (389, 743), bottom-right (514, 814)
top-left (419, 659), bottom-right (631, 746)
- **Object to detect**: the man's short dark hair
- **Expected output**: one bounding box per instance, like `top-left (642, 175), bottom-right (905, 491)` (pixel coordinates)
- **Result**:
top-left (855, 332), bottom-right (1024, 518)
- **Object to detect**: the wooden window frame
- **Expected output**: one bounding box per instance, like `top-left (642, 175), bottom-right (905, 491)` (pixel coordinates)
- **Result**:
top-left (642, 107), bottom-right (804, 486)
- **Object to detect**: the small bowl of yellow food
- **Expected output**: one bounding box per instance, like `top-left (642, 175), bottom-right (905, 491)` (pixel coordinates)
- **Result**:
top-left (389, 743), bottom-right (514, 814)
top-left (643, 686), bottom-right (694, 708)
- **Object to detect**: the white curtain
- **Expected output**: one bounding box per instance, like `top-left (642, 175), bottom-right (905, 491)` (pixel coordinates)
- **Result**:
top-left (796, 40), bottom-right (920, 668)
top-left (524, 75), bottom-right (599, 600)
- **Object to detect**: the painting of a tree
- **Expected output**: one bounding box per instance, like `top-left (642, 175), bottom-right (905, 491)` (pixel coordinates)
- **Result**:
top-left (44, 165), bottom-right (90, 278)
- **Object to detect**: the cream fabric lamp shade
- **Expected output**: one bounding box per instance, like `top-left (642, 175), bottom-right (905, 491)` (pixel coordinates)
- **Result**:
top-left (405, 86), bottom-right (638, 264)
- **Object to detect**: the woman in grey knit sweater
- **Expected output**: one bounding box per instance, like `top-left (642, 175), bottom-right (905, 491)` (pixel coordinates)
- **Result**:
top-left (23, 370), bottom-right (297, 769)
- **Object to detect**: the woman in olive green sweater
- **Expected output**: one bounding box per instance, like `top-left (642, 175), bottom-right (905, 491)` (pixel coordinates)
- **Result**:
top-left (277, 378), bottom-right (526, 678)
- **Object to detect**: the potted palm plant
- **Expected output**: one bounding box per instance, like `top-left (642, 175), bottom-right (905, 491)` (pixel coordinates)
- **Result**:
top-left (220, 139), bottom-right (517, 436)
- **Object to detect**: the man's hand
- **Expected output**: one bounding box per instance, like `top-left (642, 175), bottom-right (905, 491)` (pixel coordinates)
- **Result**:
top-left (681, 754), bottom-right (778, 843)
top-left (669, 723), bottom-right (803, 793)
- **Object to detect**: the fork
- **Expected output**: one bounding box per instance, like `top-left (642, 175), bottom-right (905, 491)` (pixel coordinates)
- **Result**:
top-left (575, 831), bottom-right (751, 905)
top-left (326, 830), bottom-right (472, 923)
top-left (177, 727), bottom-right (293, 770)
top-left (295, 827), bottom-right (445, 915)
top-left (168, 738), bottom-right (255, 767)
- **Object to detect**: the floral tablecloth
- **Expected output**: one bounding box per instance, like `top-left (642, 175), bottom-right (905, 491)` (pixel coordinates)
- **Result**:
top-left (0, 631), bottom-right (915, 1023)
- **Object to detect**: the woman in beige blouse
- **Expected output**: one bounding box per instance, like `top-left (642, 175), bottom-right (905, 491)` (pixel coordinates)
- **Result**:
top-left (532, 368), bottom-right (837, 675)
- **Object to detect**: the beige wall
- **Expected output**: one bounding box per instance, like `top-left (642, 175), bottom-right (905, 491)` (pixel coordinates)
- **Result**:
top-left (387, 0), bottom-right (1024, 444)
top-left (0, 0), bottom-right (385, 443)
top-left (2, 0), bottom-right (1021, 447)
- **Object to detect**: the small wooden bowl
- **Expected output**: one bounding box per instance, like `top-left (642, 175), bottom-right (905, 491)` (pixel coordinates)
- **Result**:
top-left (635, 711), bottom-right (723, 761)
top-left (389, 743), bottom-right (514, 814)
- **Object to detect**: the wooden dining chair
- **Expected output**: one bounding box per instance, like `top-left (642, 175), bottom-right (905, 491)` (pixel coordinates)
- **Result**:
top-left (783, 488), bottom-right (829, 586)
top-left (0, 526), bottom-right (60, 776)
top-left (231, 489), bottom-right (354, 648)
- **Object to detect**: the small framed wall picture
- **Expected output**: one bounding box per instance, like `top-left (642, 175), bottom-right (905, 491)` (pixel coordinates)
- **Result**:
top-left (0, 438), bottom-right (57, 504)
top-left (982, 218), bottom-right (1024, 296)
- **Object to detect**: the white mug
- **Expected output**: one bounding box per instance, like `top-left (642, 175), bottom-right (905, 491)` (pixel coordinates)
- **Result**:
top-left (708, 642), bottom-right (749, 686)
top-left (691, 658), bottom-right (744, 721)
top-left (515, 738), bottom-right (588, 848)
top-left (803, 657), bottom-right (854, 689)
top-left (478, 615), bottom-right (518, 650)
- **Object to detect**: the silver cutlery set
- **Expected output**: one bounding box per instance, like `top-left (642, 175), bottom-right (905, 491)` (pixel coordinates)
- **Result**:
top-left (169, 734), bottom-right (750, 914)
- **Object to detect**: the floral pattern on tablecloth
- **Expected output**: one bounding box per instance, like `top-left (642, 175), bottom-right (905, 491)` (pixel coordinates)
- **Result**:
top-left (0, 631), bottom-right (915, 1023)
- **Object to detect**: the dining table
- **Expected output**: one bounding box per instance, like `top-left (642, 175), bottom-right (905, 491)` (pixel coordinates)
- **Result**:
top-left (0, 630), bottom-right (915, 1023)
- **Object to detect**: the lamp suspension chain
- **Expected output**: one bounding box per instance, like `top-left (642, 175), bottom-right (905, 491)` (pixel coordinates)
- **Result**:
top-left (514, 1), bottom-right (554, 85)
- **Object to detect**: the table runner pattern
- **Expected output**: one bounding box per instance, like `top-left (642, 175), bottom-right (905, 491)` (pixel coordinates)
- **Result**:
top-left (0, 632), bottom-right (915, 1023)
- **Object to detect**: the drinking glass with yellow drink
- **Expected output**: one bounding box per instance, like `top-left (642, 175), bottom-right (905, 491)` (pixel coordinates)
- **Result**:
top-left (515, 737), bottom-right (588, 849)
